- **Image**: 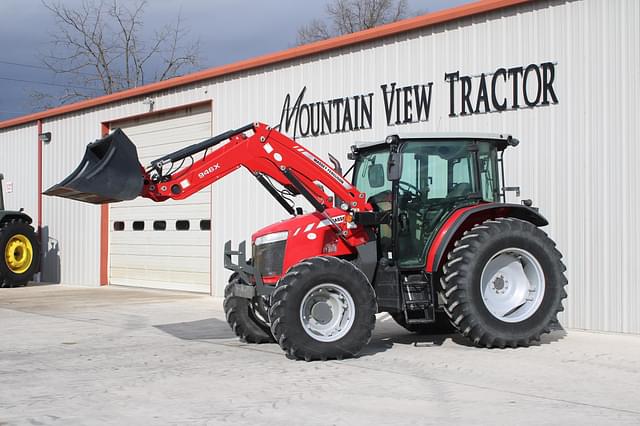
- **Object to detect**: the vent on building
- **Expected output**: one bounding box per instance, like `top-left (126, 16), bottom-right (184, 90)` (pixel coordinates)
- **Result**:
top-left (113, 221), bottom-right (125, 231)
top-left (200, 220), bottom-right (211, 231)
top-left (153, 220), bottom-right (167, 231)
top-left (132, 221), bottom-right (145, 231)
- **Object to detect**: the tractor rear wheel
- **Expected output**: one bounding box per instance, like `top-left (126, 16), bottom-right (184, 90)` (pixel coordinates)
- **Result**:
top-left (440, 217), bottom-right (567, 348)
top-left (269, 256), bottom-right (377, 361)
top-left (223, 273), bottom-right (274, 343)
top-left (0, 219), bottom-right (40, 288)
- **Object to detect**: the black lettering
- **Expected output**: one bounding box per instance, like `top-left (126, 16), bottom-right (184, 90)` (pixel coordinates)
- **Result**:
top-left (508, 67), bottom-right (523, 108)
top-left (310, 102), bottom-right (321, 136)
top-left (298, 103), bottom-right (310, 137)
top-left (361, 93), bottom-right (373, 129)
top-left (320, 101), bottom-right (331, 135)
top-left (343, 97), bottom-right (354, 131)
top-left (523, 64), bottom-right (542, 107)
top-left (395, 87), bottom-right (402, 124)
top-left (475, 73), bottom-right (490, 113)
top-left (333, 98), bottom-right (344, 132)
top-left (461, 76), bottom-right (474, 115)
top-left (403, 86), bottom-right (413, 123)
top-left (541, 62), bottom-right (558, 105)
top-left (279, 87), bottom-right (306, 134)
top-left (444, 72), bottom-right (459, 117)
top-left (381, 83), bottom-right (397, 125)
top-left (353, 96), bottom-right (360, 129)
top-left (414, 83), bottom-right (433, 121)
top-left (491, 68), bottom-right (507, 111)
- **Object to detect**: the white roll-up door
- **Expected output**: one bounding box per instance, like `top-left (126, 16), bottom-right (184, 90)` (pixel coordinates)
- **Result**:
top-left (109, 103), bottom-right (212, 292)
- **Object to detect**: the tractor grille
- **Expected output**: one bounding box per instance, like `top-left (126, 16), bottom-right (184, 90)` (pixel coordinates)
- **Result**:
top-left (253, 240), bottom-right (286, 277)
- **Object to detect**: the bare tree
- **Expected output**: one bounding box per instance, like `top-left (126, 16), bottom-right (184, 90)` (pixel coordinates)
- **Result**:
top-left (297, 0), bottom-right (410, 45)
top-left (36, 0), bottom-right (201, 105)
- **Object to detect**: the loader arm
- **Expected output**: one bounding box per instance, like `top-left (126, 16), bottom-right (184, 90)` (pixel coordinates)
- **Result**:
top-left (141, 122), bottom-right (370, 215)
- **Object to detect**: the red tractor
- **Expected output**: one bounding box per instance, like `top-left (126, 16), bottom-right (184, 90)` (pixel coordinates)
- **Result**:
top-left (46, 122), bottom-right (567, 360)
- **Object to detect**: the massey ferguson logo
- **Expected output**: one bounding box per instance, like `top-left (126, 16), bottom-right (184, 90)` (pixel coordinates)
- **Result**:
top-left (198, 163), bottom-right (220, 179)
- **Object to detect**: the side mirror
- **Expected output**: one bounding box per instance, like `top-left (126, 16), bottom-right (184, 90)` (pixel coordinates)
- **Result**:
top-left (368, 164), bottom-right (385, 188)
top-left (387, 150), bottom-right (403, 181)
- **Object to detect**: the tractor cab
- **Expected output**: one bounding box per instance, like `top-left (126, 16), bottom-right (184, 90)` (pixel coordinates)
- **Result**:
top-left (351, 133), bottom-right (518, 270)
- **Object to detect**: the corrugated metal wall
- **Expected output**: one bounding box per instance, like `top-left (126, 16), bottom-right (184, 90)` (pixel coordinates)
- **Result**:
top-left (0, 123), bottom-right (38, 219)
top-left (1, 0), bottom-right (638, 333)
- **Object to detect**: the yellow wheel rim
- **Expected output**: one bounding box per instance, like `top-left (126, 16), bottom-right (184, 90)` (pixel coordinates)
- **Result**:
top-left (4, 234), bottom-right (33, 274)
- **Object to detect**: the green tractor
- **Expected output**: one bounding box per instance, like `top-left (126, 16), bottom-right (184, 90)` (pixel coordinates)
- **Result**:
top-left (0, 173), bottom-right (40, 288)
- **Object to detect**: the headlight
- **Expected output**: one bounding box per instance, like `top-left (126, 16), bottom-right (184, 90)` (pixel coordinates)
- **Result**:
top-left (255, 231), bottom-right (288, 246)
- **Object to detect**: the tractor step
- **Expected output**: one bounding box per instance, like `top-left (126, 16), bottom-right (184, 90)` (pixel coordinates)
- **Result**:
top-left (402, 273), bottom-right (435, 324)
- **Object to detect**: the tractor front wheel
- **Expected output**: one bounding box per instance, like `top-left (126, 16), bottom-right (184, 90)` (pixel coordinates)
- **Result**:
top-left (269, 256), bottom-right (377, 361)
top-left (223, 273), bottom-right (274, 343)
top-left (0, 219), bottom-right (40, 288)
top-left (440, 217), bottom-right (567, 348)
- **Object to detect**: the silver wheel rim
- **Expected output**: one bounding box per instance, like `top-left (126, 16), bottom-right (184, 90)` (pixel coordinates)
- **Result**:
top-left (300, 283), bottom-right (356, 342)
top-left (480, 248), bottom-right (545, 323)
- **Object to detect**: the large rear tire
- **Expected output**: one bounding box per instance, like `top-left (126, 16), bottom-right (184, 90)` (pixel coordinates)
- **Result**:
top-left (440, 217), bottom-right (567, 348)
top-left (0, 219), bottom-right (40, 288)
top-left (269, 256), bottom-right (377, 361)
top-left (223, 273), bottom-right (275, 344)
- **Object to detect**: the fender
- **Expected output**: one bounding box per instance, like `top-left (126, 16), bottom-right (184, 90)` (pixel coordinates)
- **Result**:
top-left (0, 211), bottom-right (33, 226)
top-left (425, 203), bottom-right (548, 273)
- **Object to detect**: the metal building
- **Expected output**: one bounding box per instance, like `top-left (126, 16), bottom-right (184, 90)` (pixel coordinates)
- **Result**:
top-left (1, 0), bottom-right (639, 334)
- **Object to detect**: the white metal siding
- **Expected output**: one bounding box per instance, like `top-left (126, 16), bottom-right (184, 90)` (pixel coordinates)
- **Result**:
top-left (0, 124), bottom-right (38, 220)
top-left (110, 104), bottom-right (212, 292)
top-left (3, 0), bottom-right (638, 334)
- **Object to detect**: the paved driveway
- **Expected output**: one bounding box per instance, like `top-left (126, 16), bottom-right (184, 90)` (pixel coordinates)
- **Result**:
top-left (1, 285), bottom-right (639, 425)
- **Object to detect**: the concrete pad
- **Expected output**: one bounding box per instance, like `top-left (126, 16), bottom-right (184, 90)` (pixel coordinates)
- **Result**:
top-left (1, 285), bottom-right (639, 425)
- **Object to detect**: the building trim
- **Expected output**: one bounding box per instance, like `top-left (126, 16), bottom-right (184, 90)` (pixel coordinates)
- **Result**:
top-left (0, 0), bottom-right (532, 131)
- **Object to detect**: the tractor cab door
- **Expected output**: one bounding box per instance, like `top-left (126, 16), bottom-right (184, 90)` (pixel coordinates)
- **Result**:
top-left (392, 140), bottom-right (499, 268)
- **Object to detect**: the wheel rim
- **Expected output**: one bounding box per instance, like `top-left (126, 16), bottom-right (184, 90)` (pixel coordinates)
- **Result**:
top-left (480, 247), bottom-right (545, 323)
top-left (4, 234), bottom-right (33, 274)
top-left (300, 283), bottom-right (356, 342)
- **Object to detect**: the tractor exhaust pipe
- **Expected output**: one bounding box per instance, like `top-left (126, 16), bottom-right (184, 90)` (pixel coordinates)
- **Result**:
top-left (43, 129), bottom-right (144, 204)
top-left (0, 173), bottom-right (5, 211)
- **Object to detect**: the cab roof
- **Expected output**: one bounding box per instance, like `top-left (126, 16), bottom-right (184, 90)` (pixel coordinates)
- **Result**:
top-left (353, 132), bottom-right (519, 152)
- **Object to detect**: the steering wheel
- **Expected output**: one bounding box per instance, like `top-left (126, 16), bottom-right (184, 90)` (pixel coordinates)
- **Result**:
top-left (398, 181), bottom-right (422, 198)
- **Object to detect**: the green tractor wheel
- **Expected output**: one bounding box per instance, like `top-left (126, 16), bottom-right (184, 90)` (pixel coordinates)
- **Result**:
top-left (0, 219), bottom-right (40, 288)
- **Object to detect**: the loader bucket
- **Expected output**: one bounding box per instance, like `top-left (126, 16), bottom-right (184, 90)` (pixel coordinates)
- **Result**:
top-left (43, 128), bottom-right (144, 204)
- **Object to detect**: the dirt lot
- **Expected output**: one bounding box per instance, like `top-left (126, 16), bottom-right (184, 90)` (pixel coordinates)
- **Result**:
top-left (1, 284), bottom-right (639, 425)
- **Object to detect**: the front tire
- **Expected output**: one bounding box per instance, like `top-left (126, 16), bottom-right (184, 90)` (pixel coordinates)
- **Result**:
top-left (0, 219), bottom-right (40, 288)
top-left (223, 273), bottom-right (275, 343)
top-left (440, 218), bottom-right (567, 348)
top-left (269, 256), bottom-right (377, 361)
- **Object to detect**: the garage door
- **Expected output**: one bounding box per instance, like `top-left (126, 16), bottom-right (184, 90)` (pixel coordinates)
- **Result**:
top-left (109, 104), bottom-right (212, 292)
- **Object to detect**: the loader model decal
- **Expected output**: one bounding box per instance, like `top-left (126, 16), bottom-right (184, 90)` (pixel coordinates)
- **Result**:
top-left (198, 163), bottom-right (220, 179)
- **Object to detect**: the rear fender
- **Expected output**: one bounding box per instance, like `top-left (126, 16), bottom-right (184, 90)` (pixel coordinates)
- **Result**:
top-left (425, 203), bottom-right (548, 273)
top-left (0, 211), bottom-right (33, 226)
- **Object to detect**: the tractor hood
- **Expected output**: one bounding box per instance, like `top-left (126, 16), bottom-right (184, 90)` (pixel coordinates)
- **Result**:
top-left (251, 207), bottom-right (347, 244)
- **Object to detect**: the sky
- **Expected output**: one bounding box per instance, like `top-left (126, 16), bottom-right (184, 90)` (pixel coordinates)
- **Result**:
top-left (0, 0), bottom-right (473, 122)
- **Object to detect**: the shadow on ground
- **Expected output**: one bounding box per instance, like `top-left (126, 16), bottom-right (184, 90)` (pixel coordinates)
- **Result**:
top-left (155, 318), bottom-right (237, 340)
top-left (360, 318), bottom-right (568, 357)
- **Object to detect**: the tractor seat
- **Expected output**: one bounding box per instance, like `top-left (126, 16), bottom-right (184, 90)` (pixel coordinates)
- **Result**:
top-left (448, 183), bottom-right (472, 198)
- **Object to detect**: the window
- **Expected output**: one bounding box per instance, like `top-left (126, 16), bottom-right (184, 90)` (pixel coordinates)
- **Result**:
top-left (176, 220), bottom-right (190, 231)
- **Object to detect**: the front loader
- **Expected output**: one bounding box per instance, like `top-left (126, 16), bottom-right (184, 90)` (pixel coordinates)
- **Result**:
top-left (45, 122), bottom-right (567, 360)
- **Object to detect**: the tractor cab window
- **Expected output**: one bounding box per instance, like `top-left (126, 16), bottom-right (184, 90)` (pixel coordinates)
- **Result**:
top-left (396, 140), bottom-right (496, 267)
top-left (353, 150), bottom-right (392, 208)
